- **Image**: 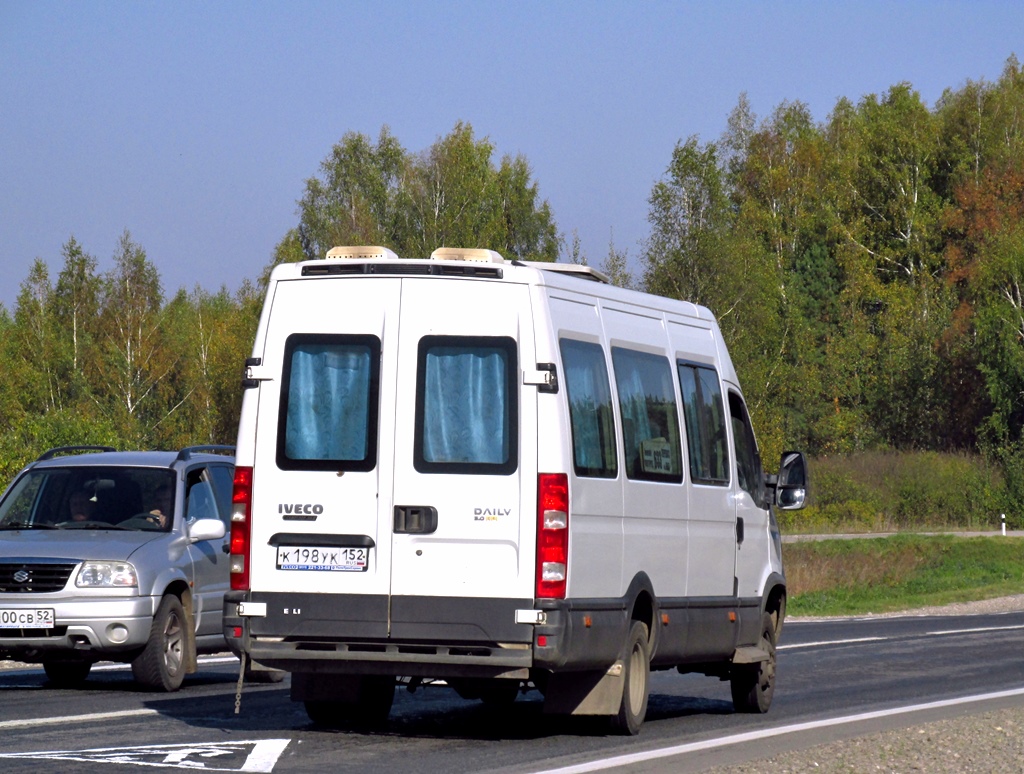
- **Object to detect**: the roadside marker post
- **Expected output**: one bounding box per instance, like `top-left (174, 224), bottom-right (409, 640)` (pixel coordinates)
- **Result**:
top-left (1002, 513), bottom-right (1006, 537)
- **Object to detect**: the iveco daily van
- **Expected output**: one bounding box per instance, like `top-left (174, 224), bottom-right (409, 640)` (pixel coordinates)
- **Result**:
top-left (224, 246), bottom-right (807, 734)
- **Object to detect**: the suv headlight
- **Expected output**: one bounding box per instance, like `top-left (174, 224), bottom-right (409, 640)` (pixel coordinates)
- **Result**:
top-left (76, 561), bottom-right (138, 588)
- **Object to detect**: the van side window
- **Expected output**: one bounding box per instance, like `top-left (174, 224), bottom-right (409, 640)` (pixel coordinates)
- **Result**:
top-left (414, 336), bottom-right (518, 475)
top-left (277, 334), bottom-right (381, 472)
top-left (611, 348), bottom-right (683, 483)
top-left (559, 339), bottom-right (617, 478)
top-left (677, 363), bottom-right (729, 485)
top-left (728, 391), bottom-right (766, 507)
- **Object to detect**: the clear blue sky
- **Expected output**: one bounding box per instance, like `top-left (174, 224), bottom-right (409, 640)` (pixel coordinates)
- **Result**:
top-left (2, 1), bottom-right (1022, 311)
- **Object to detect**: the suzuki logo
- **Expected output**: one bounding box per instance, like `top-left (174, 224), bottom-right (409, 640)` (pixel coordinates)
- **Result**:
top-left (13, 570), bottom-right (29, 583)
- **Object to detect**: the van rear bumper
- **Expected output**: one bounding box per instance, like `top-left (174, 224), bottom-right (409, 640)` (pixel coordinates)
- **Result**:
top-left (225, 590), bottom-right (538, 678)
top-left (241, 639), bottom-right (534, 679)
top-left (224, 592), bottom-right (633, 677)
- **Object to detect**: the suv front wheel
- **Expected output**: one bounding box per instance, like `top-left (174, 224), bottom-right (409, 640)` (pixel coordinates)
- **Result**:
top-left (131, 594), bottom-right (188, 691)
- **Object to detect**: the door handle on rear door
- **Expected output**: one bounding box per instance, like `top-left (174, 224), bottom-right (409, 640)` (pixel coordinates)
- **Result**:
top-left (394, 506), bottom-right (438, 534)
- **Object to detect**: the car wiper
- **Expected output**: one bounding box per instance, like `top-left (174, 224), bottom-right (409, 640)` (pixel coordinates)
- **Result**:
top-left (0, 521), bottom-right (58, 530)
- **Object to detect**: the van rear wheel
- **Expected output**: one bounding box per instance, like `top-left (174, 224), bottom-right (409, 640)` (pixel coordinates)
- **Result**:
top-left (609, 620), bottom-right (650, 735)
top-left (450, 677), bottom-right (520, 707)
top-left (303, 675), bottom-right (395, 728)
top-left (478, 679), bottom-right (520, 707)
top-left (244, 662), bottom-right (286, 683)
top-left (731, 611), bottom-right (777, 713)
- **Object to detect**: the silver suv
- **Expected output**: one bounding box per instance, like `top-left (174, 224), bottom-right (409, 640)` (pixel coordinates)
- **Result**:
top-left (0, 445), bottom-right (234, 691)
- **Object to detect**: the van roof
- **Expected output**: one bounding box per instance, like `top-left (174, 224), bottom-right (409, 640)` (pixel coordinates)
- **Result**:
top-left (271, 245), bottom-right (716, 324)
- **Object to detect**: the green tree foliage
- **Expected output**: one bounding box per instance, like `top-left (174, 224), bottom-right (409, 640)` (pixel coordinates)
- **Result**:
top-left (641, 55), bottom-right (1024, 475)
top-left (52, 237), bottom-right (100, 404)
top-left (643, 137), bottom-right (732, 307)
top-left (1, 125), bottom-right (556, 476)
top-left (276, 122), bottom-right (558, 279)
top-left (642, 135), bottom-right (787, 459)
top-left (844, 84), bottom-right (943, 284)
top-left (13, 259), bottom-right (59, 413)
top-left (96, 230), bottom-right (169, 444)
top-left (297, 126), bottom-right (407, 259)
top-left (5, 60), bottom-right (1024, 503)
top-left (600, 232), bottom-right (634, 289)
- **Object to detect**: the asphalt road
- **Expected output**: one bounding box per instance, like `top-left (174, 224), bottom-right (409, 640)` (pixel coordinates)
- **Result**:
top-left (0, 610), bottom-right (1022, 773)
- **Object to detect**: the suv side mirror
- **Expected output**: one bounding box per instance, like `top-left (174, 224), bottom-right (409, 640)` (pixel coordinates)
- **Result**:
top-left (188, 517), bottom-right (226, 542)
top-left (775, 451), bottom-right (807, 510)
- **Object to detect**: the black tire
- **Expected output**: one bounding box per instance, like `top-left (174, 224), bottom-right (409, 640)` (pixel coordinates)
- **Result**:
top-left (244, 663), bottom-right (286, 683)
top-left (478, 678), bottom-right (520, 707)
top-left (131, 594), bottom-right (189, 691)
top-left (731, 611), bottom-right (777, 713)
top-left (450, 677), bottom-right (520, 706)
top-left (304, 675), bottom-right (395, 728)
top-left (43, 660), bottom-right (92, 687)
top-left (609, 620), bottom-right (650, 735)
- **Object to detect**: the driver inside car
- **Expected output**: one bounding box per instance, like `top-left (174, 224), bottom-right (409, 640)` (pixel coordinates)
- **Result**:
top-left (68, 489), bottom-right (95, 522)
top-left (146, 484), bottom-right (173, 528)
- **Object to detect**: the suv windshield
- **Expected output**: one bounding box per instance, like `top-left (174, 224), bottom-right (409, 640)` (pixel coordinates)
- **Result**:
top-left (0, 466), bottom-right (176, 531)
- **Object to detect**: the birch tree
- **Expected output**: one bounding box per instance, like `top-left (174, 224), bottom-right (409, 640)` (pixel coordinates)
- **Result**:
top-left (52, 237), bottom-right (100, 401)
top-left (97, 231), bottom-right (170, 442)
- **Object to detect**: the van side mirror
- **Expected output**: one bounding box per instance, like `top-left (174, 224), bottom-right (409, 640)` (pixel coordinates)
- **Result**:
top-left (775, 451), bottom-right (807, 510)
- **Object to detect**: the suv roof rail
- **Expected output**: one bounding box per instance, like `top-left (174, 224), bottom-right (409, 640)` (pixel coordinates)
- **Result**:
top-left (37, 445), bottom-right (117, 461)
top-left (176, 445), bottom-right (236, 462)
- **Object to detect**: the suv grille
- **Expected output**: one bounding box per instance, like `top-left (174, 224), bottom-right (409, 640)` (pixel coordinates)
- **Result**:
top-left (0, 563), bottom-right (77, 593)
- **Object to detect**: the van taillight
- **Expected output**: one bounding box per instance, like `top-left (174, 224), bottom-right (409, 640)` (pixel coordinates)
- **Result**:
top-left (230, 466), bottom-right (253, 591)
top-left (536, 473), bottom-right (569, 599)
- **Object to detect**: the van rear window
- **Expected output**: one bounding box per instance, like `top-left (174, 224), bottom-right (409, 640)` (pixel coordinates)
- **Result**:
top-left (277, 334), bottom-right (380, 471)
top-left (414, 336), bottom-right (517, 475)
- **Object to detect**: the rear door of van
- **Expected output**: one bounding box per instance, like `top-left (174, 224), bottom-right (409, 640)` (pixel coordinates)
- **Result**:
top-left (249, 274), bottom-right (535, 644)
top-left (249, 275), bottom-right (400, 640)
top-left (388, 278), bottom-right (536, 642)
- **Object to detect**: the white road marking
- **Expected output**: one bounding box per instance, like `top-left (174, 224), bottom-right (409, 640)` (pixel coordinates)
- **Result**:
top-left (780, 623), bottom-right (1024, 651)
top-left (0, 654), bottom-right (240, 675)
top-left (0, 708), bottom-right (160, 730)
top-left (90, 655), bottom-right (241, 673)
top-left (926, 623), bottom-right (1024, 636)
top-left (531, 686), bottom-right (1024, 774)
top-left (0, 739), bottom-right (290, 772)
top-left (779, 636), bottom-right (885, 650)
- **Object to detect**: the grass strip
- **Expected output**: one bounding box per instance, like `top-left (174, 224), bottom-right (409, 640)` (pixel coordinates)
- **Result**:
top-left (784, 534), bottom-right (1024, 617)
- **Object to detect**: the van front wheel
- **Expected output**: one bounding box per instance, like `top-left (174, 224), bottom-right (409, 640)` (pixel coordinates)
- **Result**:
top-left (730, 612), bottom-right (777, 713)
top-left (610, 620), bottom-right (650, 735)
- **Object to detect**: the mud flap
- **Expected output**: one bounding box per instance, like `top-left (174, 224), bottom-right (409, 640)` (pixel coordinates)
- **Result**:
top-left (732, 645), bottom-right (771, 664)
top-left (542, 661), bottom-right (625, 716)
